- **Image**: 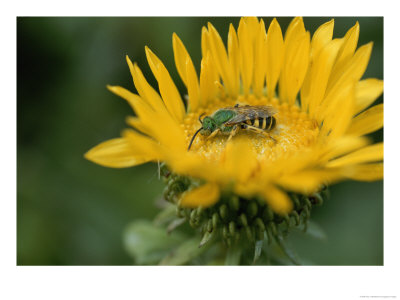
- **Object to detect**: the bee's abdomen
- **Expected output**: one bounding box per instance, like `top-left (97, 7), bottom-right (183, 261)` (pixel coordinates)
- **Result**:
top-left (245, 116), bottom-right (276, 131)
top-left (266, 116), bottom-right (276, 130)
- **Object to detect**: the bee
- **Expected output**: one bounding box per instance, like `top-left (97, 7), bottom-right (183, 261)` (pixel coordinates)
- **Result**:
top-left (188, 104), bottom-right (277, 150)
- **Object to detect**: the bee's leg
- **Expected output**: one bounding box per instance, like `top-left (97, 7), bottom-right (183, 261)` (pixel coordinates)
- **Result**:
top-left (227, 125), bottom-right (239, 142)
top-left (266, 133), bottom-right (277, 143)
top-left (242, 125), bottom-right (276, 143)
top-left (207, 128), bottom-right (221, 139)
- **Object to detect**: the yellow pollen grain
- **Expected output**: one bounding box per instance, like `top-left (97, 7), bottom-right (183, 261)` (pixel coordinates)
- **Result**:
top-left (184, 96), bottom-right (319, 162)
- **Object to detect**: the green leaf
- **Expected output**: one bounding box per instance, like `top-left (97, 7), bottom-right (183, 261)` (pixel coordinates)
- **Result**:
top-left (293, 220), bottom-right (327, 240)
top-left (275, 235), bottom-right (301, 265)
top-left (167, 218), bottom-right (186, 233)
top-left (153, 204), bottom-right (177, 226)
top-left (123, 220), bottom-right (186, 265)
top-left (253, 240), bottom-right (263, 263)
top-left (225, 243), bottom-right (242, 265)
top-left (160, 236), bottom-right (209, 265)
top-left (263, 242), bottom-right (292, 265)
top-left (304, 221), bottom-right (327, 240)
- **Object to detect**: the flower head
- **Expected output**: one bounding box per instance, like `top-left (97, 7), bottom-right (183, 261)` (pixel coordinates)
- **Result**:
top-left (85, 17), bottom-right (383, 215)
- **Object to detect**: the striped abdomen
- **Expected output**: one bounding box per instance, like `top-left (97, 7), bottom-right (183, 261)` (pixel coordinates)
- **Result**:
top-left (242, 116), bottom-right (276, 131)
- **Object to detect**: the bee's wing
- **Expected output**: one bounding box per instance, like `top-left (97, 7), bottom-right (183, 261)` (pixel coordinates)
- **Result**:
top-left (225, 105), bottom-right (277, 126)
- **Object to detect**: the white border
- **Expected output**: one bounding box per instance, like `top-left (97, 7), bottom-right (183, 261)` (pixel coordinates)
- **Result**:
top-left (3, 0), bottom-right (399, 299)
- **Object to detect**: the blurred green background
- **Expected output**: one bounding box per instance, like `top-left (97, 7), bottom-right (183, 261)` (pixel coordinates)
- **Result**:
top-left (17, 17), bottom-right (383, 265)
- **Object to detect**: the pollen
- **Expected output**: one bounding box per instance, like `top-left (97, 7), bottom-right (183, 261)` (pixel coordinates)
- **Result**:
top-left (183, 95), bottom-right (320, 162)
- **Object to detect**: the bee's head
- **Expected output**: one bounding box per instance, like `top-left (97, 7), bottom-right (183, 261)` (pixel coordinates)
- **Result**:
top-left (187, 115), bottom-right (217, 151)
top-left (200, 117), bottom-right (216, 135)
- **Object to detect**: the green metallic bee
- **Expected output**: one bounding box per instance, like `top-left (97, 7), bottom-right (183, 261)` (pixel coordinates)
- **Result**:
top-left (188, 104), bottom-right (277, 150)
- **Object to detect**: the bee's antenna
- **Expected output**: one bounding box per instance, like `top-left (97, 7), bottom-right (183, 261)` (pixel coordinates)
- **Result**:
top-left (188, 127), bottom-right (203, 151)
top-left (199, 113), bottom-right (206, 124)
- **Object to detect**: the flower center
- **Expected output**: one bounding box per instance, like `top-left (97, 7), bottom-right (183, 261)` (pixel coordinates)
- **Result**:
top-left (183, 95), bottom-right (319, 162)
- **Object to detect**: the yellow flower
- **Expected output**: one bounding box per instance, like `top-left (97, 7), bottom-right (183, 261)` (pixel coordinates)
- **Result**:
top-left (85, 17), bottom-right (383, 215)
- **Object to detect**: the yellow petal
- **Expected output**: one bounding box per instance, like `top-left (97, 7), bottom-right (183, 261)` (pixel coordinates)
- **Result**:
top-left (200, 52), bottom-right (218, 105)
top-left (223, 136), bottom-right (258, 183)
top-left (343, 163), bottom-right (383, 181)
top-left (125, 116), bottom-right (152, 136)
top-left (147, 111), bottom-right (187, 151)
top-left (238, 17), bottom-right (257, 95)
top-left (180, 182), bottom-right (220, 208)
top-left (327, 42), bottom-right (373, 96)
top-left (354, 79), bottom-right (384, 114)
top-left (337, 22), bottom-right (359, 61)
top-left (201, 26), bottom-right (211, 59)
top-left (331, 22), bottom-right (360, 77)
top-left (319, 80), bottom-right (355, 139)
top-left (207, 22), bottom-right (234, 95)
top-left (185, 57), bottom-right (200, 111)
top-left (253, 19), bottom-right (267, 97)
top-left (84, 137), bottom-right (152, 168)
top-left (172, 33), bottom-right (192, 86)
top-left (107, 85), bottom-right (154, 127)
top-left (305, 39), bottom-right (342, 117)
top-left (110, 84), bottom-right (185, 151)
top-left (280, 30), bottom-right (310, 105)
top-left (261, 185), bottom-right (293, 215)
top-left (122, 129), bottom-right (162, 159)
top-left (241, 17), bottom-right (259, 33)
top-left (265, 150), bottom-right (316, 175)
top-left (301, 21), bottom-right (336, 113)
top-left (284, 17), bottom-right (305, 43)
top-left (327, 142), bottom-right (383, 168)
top-left (280, 17), bottom-right (308, 103)
top-left (145, 47), bottom-right (185, 122)
top-left (126, 56), bottom-right (166, 114)
top-left (310, 19), bottom-right (334, 59)
top-left (318, 135), bottom-right (369, 162)
top-left (172, 33), bottom-right (200, 111)
top-left (347, 103), bottom-right (383, 136)
top-left (277, 169), bottom-right (341, 194)
top-left (168, 152), bottom-right (222, 182)
top-left (265, 18), bottom-right (284, 100)
top-left (227, 24), bottom-right (240, 97)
